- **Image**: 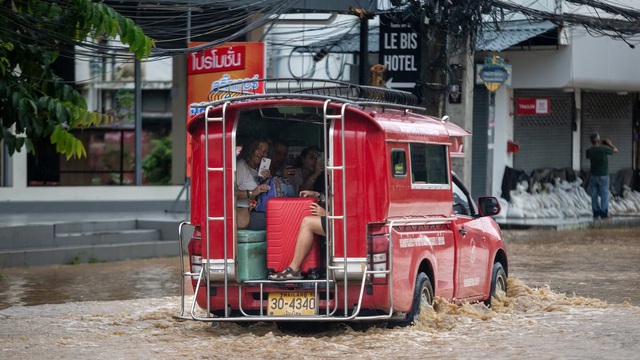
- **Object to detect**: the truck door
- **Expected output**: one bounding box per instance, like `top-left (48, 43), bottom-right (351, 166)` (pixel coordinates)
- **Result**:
top-left (452, 178), bottom-right (489, 299)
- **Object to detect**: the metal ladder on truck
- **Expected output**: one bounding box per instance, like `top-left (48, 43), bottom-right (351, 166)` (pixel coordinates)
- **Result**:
top-left (176, 102), bottom-right (232, 320)
top-left (321, 99), bottom-right (395, 321)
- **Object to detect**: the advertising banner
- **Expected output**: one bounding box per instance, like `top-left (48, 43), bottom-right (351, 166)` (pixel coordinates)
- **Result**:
top-left (187, 42), bottom-right (266, 117)
top-left (186, 42), bottom-right (266, 176)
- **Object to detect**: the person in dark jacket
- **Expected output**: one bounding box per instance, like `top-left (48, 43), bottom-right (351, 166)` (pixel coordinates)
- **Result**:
top-left (586, 132), bottom-right (618, 219)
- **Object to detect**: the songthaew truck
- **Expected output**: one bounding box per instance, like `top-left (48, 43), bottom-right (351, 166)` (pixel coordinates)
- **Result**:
top-left (175, 79), bottom-right (508, 327)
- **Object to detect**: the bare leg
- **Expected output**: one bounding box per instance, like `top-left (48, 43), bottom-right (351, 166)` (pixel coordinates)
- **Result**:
top-left (288, 216), bottom-right (325, 271)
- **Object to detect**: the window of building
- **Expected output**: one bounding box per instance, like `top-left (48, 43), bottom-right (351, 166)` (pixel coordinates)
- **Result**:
top-left (143, 90), bottom-right (172, 113)
top-left (409, 143), bottom-right (449, 187)
top-left (26, 89), bottom-right (172, 186)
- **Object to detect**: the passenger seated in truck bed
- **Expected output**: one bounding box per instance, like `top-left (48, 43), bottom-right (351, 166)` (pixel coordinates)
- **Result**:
top-left (236, 137), bottom-right (272, 230)
top-left (289, 146), bottom-right (325, 193)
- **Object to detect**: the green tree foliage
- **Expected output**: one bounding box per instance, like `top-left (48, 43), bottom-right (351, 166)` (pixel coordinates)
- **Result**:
top-left (142, 136), bottom-right (172, 185)
top-left (0, 0), bottom-right (154, 159)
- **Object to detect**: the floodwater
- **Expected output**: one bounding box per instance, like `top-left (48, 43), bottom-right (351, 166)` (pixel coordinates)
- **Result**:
top-left (1, 228), bottom-right (640, 359)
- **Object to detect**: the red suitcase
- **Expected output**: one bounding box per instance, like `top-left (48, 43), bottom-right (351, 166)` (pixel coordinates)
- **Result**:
top-left (266, 197), bottom-right (321, 276)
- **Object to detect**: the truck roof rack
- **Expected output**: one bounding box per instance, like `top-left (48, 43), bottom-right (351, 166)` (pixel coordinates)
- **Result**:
top-left (207, 78), bottom-right (420, 107)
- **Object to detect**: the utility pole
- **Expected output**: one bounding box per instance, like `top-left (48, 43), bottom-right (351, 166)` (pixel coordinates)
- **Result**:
top-left (351, 8), bottom-right (374, 85)
top-left (422, 0), bottom-right (448, 117)
top-left (134, 58), bottom-right (142, 186)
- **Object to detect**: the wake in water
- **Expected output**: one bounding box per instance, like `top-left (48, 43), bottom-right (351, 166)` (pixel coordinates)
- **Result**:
top-left (169, 277), bottom-right (620, 335)
top-left (412, 277), bottom-right (615, 332)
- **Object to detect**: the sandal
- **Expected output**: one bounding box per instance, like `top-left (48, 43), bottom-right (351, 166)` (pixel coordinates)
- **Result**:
top-left (269, 267), bottom-right (303, 281)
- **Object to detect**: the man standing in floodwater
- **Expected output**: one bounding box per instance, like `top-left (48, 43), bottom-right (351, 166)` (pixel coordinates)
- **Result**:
top-left (586, 132), bottom-right (618, 219)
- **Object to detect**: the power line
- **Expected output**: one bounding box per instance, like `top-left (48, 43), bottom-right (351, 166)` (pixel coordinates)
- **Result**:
top-left (492, 0), bottom-right (640, 40)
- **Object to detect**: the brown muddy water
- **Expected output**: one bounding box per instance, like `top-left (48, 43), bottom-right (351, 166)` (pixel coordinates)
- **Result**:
top-left (1, 228), bottom-right (640, 359)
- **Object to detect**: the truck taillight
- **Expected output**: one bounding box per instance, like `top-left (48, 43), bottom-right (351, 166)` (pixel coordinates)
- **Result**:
top-left (368, 234), bottom-right (389, 284)
top-left (188, 226), bottom-right (202, 282)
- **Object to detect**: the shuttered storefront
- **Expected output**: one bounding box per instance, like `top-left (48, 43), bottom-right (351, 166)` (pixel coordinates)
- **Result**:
top-left (471, 85), bottom-right (489, 199)
top-left (513, 89), bottom-right (574, 172)
top-left (580, 92), bottom-right (632, 174)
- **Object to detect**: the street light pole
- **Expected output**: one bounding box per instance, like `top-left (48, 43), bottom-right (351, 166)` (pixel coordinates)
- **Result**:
top-left (135, 58), bottom-right (142, 186)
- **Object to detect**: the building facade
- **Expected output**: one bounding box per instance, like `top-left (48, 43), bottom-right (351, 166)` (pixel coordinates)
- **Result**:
top-left (473, 13), bottom-right (640, 201)
top-left (2, 0), bottom-right (639, 213)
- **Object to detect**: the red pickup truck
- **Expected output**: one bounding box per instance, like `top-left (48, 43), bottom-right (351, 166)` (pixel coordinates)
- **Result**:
top-left (176, 79), bottom-right (508, 327)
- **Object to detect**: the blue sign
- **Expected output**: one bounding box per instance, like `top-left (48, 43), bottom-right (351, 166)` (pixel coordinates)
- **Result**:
top-left (475, 64), bottom-right (512, 91)
top-left (479, 65), bottom-right (509, 84)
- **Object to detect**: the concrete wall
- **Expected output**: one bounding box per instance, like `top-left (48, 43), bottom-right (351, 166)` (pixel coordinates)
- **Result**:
top-left (569, 29), bottom-right (640, 91)
top-left (500, 31), bottom-right (640, 91)
top-left (446, 49), bottom-right (474, 188)
top-left (506, 47), bottom-right (573, 89)
top-left (491, 86), bottom-right (513, 197)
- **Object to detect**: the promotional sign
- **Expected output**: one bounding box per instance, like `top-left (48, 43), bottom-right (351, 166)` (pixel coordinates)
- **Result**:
top-left (186, 42), bottom-right (266, 176)
top-left (188, 45), bottom-right (246, 75)
top-left (378, 14), bottom-right (420, 94)
top-left (515, 98), bottom-right (550, 115)
top-left (187, 42), bottom-right (266, 117)
top-left (475, 64), bottom-right (512, 92)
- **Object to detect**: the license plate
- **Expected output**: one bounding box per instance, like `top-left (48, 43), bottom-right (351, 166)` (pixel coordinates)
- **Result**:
top-left (268, 292), bottom-right (316, 316)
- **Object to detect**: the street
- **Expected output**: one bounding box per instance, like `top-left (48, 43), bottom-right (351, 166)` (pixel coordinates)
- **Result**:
top-left (1, 227), bottom-right (639, 359)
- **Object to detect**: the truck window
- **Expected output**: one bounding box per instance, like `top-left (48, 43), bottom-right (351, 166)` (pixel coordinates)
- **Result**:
top-left (409, 143), bottom-right (449, 186)
top-left (453, 182), bottom-right (471, 216)
top-left (391, 149), bottom-right (407, 177)
top-left (452, 176), bottom-right (476, 216)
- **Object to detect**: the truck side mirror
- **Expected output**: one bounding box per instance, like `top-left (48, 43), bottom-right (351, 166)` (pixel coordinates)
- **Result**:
top-left (478, 196), bottom-right (501, 217)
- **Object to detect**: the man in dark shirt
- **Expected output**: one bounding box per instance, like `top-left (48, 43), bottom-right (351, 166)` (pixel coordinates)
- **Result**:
top-left (270, 140), bottom-right (290, 177)
top-left (586, 132), bottom-right (618, 219)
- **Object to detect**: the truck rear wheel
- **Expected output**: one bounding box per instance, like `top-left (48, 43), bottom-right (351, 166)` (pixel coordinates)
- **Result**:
top-left (485, 262), bottom-right (507, 307)
top-left (389, 272), bottom-right (433, 327)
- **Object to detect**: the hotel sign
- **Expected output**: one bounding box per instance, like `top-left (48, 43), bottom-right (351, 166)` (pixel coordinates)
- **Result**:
top-left (379, 14), bottom-right (420, 94)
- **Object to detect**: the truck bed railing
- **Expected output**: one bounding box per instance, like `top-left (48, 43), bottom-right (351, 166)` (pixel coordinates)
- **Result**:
top-left (176, 221), bottom-right (194, 318)
top-left (174, 265), bottom-right (398, 323)
top-left (208, 78), bottom-right (420, 107)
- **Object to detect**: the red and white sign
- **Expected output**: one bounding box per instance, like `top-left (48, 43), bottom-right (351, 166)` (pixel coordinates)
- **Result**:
top-left (187, 42), bottom-right (265, 119)
top-left (186, 41), bottom-right (266, 177)
top-left (515, 98), bottom-right (550, 115)
top-left (187, 45), bottom-right (246, 75)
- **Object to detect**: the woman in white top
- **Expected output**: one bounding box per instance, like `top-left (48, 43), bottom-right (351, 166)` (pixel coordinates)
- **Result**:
top-left (236, 137), bottom-right (271, 230)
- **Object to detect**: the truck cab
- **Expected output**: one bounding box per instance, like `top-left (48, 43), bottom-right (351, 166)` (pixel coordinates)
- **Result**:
top-left (176, 79), bottom-right (507, 326)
